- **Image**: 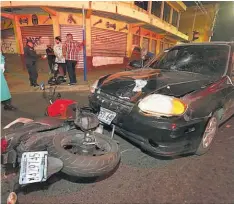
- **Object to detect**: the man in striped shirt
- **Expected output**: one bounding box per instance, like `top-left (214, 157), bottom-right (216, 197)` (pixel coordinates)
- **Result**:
top-left (64, 33), bottom-right (84, 85)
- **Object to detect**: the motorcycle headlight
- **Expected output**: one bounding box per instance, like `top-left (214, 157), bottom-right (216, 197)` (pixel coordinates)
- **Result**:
top-left (90, 80), bottom-right (99, 94)
top-left (138, 94), bottom-right (187, 117)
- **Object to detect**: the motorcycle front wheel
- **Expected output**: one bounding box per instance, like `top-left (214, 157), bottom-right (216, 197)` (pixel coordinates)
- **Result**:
top-left (47, 129), bottom-right (120, 178)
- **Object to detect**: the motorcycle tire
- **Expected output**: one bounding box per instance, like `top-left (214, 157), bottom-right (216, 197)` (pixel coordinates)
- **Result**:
top-left (47, 130), bottom-right (120, 177)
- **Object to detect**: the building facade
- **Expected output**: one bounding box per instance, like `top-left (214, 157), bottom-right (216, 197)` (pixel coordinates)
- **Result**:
top-left (179, 3), bottom-right (219, 42)
top-left (1, 1), bottom-right (188, 69)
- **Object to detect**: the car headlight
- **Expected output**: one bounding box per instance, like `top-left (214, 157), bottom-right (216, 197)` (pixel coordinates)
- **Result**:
top-left (90, 80), bottom-right (99, 94)
top-left (138, 94), bottom-right (187, 117)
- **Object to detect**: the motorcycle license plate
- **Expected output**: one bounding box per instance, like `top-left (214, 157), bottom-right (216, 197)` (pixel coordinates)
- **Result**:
top-left (98, 107), bottom-right (116, 125)
top-left (19, 151), bottom-right (48, 185)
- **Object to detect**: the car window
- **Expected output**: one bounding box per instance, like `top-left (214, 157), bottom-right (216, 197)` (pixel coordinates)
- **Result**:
top-left (149, 45), bottom-right (230, 78)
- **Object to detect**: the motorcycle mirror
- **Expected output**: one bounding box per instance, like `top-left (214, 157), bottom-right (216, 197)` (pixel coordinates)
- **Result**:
top-left (57, 93), bottom-right (61, 99)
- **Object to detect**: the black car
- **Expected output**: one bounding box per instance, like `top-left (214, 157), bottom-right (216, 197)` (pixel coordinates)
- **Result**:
top-left (89, 42), bottom-right (234, 157)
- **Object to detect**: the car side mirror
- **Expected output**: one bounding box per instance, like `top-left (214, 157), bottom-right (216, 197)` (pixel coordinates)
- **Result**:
top-left (129, 60), bottom-right (142, 69)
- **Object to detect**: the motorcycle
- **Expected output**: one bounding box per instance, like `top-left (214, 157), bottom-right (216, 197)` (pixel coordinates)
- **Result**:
top-left (40, 83), bottom-right (77, 119)
top-left (47, 63), bottom-right (67, 86)
top-left (1, 104), bottom-right (120, 202)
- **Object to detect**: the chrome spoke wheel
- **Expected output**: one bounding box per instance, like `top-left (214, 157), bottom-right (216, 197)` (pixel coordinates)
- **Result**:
top-left (202, 117), bottom-right (217, 148)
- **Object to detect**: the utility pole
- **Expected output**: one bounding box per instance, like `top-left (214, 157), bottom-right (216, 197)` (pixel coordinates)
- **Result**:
top-left (191, 7), bottom-right (197, 41)
top-left (209, 4), bottom-right (220, 42)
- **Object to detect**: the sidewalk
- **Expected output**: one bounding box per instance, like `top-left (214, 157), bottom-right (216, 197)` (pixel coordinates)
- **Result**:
top-left (5, 63), bottom-right (126, 94)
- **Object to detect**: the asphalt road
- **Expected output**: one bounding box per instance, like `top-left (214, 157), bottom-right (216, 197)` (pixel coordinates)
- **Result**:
top-left (1, 91), bottom-right (234, 204)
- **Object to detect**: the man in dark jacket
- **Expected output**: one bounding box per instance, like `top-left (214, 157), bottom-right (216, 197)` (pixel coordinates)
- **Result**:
top-left (24, 40), bottom-right (39, 87)
top-left (46, 45), bottom-right (55, 74)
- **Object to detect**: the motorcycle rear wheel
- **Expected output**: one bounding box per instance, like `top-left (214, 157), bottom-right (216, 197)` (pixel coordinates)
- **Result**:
top-left (47, 130), bottom-right (120, 177)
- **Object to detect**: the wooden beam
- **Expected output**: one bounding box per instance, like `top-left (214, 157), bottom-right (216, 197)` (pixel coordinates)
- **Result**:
top-left (1, 12), bottom-right (14, 20)
top-left (160, 1), bottom-right (164, 19)
top-left (131, 22), bottom-right (146, 27)
top-left (2, 1), bottom-right (90, 9)
top-left (177, 12), bottom-right (181, 28)
top-left (169, 7), bottom-right (173, 24)
top-left (40, 7), bottom-right (57, 16)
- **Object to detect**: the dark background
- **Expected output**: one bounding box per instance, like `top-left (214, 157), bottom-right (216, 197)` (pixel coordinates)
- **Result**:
top-left (185, 1), bottom-right (234, 41)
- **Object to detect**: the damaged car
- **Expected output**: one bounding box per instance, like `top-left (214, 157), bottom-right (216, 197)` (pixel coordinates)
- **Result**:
top-left (89, 42), bottom-right (234, 157)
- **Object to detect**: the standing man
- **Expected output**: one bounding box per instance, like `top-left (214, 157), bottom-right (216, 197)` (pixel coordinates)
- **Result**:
top-left (24, 40), bottom-right (39, 87)
top-left (46, 45), bottom-right (55, 74)
top-left (64, 33), bottom-right (84, 85)
top-left (53, 36), bottom-right (66, 79)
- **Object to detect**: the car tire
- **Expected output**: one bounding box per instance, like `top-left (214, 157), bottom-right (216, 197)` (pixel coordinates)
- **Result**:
top-left (47, 131), bottom-right (120, 177)
top-left (195, 113), bottom-right (219, 156)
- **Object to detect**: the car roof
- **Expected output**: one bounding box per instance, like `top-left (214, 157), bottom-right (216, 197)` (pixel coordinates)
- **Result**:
top-left (175, 41), bottom-right (234, 47)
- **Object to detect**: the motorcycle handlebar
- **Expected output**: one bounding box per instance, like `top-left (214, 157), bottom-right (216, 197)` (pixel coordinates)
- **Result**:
top-left (40, 83), bottom-right (61, 104)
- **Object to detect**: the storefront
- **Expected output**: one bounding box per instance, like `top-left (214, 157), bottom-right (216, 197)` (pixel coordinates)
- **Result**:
top-left (18, 14), bottom-right (54, 54)
top-left (21, 25), bottom-right (54, 54)
top-left (132, 34), bottom-right (140, 47)
top-left (1, 28), bottom-right (17, 54)
top-left (142, 37), bottom-right (150, 51)
top-left (151, 39), bottom-right (157, 54)
top-left (91, 27), bottom-right (127, 57)
top-left (60, 25), bottom-right (84, 69)
top-left (90, 16), bottom-right (128, 67)
top-left (58, 12), bottom-right (84, 69)
top-left (131, 26), bottom-right (162, 55)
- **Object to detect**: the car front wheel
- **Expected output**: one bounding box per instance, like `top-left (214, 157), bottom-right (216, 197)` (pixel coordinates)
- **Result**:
top-left (195, 114), bottom-right (218, 155)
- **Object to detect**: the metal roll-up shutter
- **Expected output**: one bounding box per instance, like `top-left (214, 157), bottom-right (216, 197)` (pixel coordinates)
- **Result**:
top-left (60, 25), bottom-right (84, 69)
top-left (91, 27), bottom-right (127, 57)
top-left (21, 25), bottom-right (54, 55)
top-left (1, 28), bottom-right (17, 54)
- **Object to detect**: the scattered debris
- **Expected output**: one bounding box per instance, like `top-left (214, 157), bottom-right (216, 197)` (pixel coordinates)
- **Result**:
top-left (133, 79), bottom-right (147, 92)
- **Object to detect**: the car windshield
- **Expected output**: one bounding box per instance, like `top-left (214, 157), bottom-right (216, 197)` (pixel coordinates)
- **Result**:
top-left (149, 44), bottom-right (230, 77)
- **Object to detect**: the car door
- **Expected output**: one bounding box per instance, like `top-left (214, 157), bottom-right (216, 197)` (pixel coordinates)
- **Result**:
top-left (221, 51), bottom-right (234, 123)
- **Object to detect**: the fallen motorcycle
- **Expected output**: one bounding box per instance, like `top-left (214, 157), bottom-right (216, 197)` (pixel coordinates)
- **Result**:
top-left (40, 83), bottom-right (77, 119)
top-left (1, 107), bottom-right (120, 195)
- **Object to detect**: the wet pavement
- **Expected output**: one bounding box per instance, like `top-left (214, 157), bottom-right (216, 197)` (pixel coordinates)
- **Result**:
top-left (1, 91), bottom-right (234, 204)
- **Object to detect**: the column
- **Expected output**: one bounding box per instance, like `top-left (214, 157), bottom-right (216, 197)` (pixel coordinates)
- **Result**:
top-left (52, 14), bottom-right (60, 37)
top-left (127, 24), bottom-right (133, 58)
top-left (13, 15), bottom-right (23, 54)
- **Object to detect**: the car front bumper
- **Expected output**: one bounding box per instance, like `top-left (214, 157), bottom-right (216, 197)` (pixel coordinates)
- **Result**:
top-left (89, 92), bottom-right (208, 157)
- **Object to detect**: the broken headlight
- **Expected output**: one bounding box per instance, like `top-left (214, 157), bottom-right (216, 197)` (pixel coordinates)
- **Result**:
top-left (138, 94), bottom-right (187, 117)
top-left (90, 80), bottom-right (99, 94)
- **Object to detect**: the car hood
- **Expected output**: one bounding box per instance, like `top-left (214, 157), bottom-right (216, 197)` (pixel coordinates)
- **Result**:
top-left (97, 68), bottom-right (214, 103)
